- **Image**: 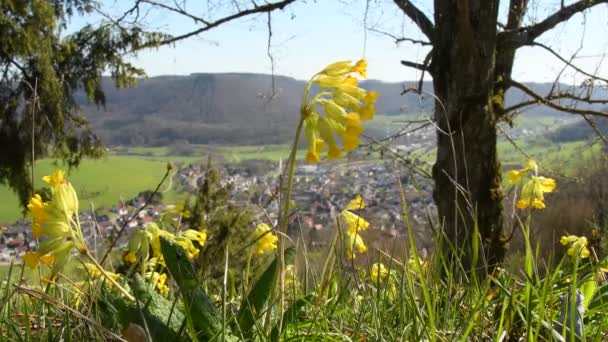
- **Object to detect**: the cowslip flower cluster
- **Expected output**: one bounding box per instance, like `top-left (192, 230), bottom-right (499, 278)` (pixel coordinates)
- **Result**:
top-left (341, 195), bottom-right (369, 259)
top-left (254, 223), bottom-right (278, 255)
top-left (300, 59), bottom-right (379, 163)
top-left (560, 235), bottom-right (590, 259)
top-left (23, 170), bottom-right (86, 270)
top-left (507, 159), bottom-right (556, 209)
top-left (370, 262), bottom-right (389, 284)
top-left (125, 222), bottom-right (207, 266)
top-left (146, 271), bottom-right (170, 296)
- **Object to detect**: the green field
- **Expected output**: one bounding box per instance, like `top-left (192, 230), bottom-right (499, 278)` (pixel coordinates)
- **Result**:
top-left (114, 144), bottom-right (293, 162)
top-left (0, 130), bottom-right (597, 224)
top-left (0, 156), bottom-right (187, 223)
top-left (0, 145), bottom-right (296, 223)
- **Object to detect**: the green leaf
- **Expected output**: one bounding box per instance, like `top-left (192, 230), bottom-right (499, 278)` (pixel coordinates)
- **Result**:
top-left (160, 237), bottom-right (225, 341)
top-left (236, 248), bottom-right (296, 339)
top-left (270, 294), bottom-right (313, 342)
top-left (579, 278), bottom-right (597, 309)
top-left (100, 273), bottom-right (186, 341)
top-left (586, 283), bottom-right (608, 314)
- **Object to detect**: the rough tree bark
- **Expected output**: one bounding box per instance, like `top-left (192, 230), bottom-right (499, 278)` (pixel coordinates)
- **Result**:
top-left (430, 1), bottom-right (504, 271)
top-left (394, 0), bottom-right (608, 273)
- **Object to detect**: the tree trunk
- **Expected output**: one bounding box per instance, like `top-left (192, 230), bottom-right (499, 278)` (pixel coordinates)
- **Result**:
top-left (430, 0), bottom-right (506, 272)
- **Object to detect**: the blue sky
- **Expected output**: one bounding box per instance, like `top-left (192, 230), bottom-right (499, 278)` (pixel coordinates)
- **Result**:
top-left (74, 1), bottom-right (608, 83)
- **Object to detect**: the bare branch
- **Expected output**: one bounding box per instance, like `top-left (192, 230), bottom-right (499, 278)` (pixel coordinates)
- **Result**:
top-left (137, 0), bottom-right (296, 49)
top-left (140, 0), bottom-right (211, 25)
top-left (503, 0), bottom-right (608, 47)
top-left (505, 78), bottom-right (608, 118)
top-left (393, 0), bottom-right (435, 41)
top-left (401, 60), bottom-right (427, 71)
top-left (531, 42), bottom-right (608, 84)
top-left (367, 27), bottom-right (431, 46)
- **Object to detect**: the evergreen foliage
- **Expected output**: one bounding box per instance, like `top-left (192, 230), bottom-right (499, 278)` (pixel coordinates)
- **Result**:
top-left (0, 0), bottom-right (167, 207)
top-left (185, 160), bottom-right (258, 283)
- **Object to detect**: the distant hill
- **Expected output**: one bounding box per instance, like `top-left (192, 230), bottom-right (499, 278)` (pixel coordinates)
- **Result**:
top-left (77, 74), bottom-right (607, 146)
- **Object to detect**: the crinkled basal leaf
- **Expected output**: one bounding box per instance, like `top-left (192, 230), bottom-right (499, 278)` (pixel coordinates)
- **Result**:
top-left (160, 237), bottom-right (238, 341)
top-left (100, 274), bottom-right (186, 341)
top-left (237, 247), bottom-right (296, 338)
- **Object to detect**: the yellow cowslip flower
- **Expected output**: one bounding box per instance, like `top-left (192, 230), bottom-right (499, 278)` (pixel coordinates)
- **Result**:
top-left (175, 237), bottom-right (200, 259)
top-left (178, 229), bottom-right (207, 247)
top-left (370, 263), bottom-right (388, 283)
top-left (254, 223), bottom-right (278, 255)
top-left (360, 91), bottom-right (379, 121)
top-left (560, 235), bottom-right (579, 246)
top-left (124, 251), bottom-right (137, 264)
top-left (351, 59), bottom-right (367, 78)
top-left (516, 176), bottom-right (556, 209)
top-left (32, 223), bottom-right (43, 239)
top-left (507, 170), bottom-right (522, 185)
top-left (42, 169), bottom-right (65, 188)
top-left (301, 59), bottom-right (379, 163)
top-left (24, 171), bottom-right (86, 270)
top-left (83, 263), bottom-right (120, 281)
top-left (560, 235), bottom-right (590, 258)
top-left (341, 195), bottom-right (369, 235)
top-left (508, 160), bottom-right (556, 210)
top-left (28, 194), bottom-right (48, 224)
top-left (407, 255), bottom-right (428, 274)
top-left (346, 232), bottom-right (367, 259)
top-left (524, 159), bottom-right (538, 173)
top-left (146, 272), bottom-right (170, 296)
top-left (321, 60), bottom-right (355, 77)
top-left (23, 251), bottom-right (55, 268)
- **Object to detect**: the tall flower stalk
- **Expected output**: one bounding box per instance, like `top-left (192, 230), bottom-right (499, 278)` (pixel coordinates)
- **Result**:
top-left (275, 59), bottom-right (378, 329)
top-left (23, 170), bottom-right (134, 301)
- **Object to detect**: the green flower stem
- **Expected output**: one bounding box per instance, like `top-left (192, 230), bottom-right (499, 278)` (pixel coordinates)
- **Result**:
top-left (275, 116), bottom-right (304, 334)
top-left (84, 250), bottom-right (135, 301)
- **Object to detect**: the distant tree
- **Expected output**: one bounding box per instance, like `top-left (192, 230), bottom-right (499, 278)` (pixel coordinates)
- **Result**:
top-left (184, 160), bottom-right (258, 284)
top-left (0, 0), bottom-right (159, 206)
top-left (391, 0), bottom-right (608, 272)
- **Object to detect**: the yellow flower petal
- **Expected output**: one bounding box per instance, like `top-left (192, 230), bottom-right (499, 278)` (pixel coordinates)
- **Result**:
top-left (345, 195), bottom-right (365, 211)
top-left (23, 252), bottom-right (40, 269)
top-left (524, 159), bottom-right (538, 173)
top-left (28, 194), bottom-right (48, 224)
top-left (342, 209), bottom-right (370, 235)
top-left (371, 262), bottom-right (388, 283)
top-left (343, 135), bottom-right (360, 152)
top-left (346, 233), bottom-right (367, 259)
top-left (316, 75), bottom-right (345, 88)
top-left (531, 198), bottom-right (545, 209)
top-left (351, 59), bottom-right (367, 78)
top-left (32, 223), bottom-right (44, 239)
top-left (42, 170), bottom-right (65, 188)
top-left (40, 254), bottom-right (56, 266)
top-left (534, 176), bottom-right (556, 193)
top-left (516, 199), bottom-right (530, 209)
top-left (306, 150), bottom-right (321, 163)
top-left (124, 251), bottom-right (137, 264)
top-left (360, 90), bottom-right (379, 121)
top-left (322, 60), bottom-right (354, 77)
top-left (254, 223), bottom-right (278, 255)
top-left (506, 170), bottom-right (522, 185)
top-left (327, 144), bottom-right (342, 160)
top-left (560, 235), bottom-right (578, 246)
